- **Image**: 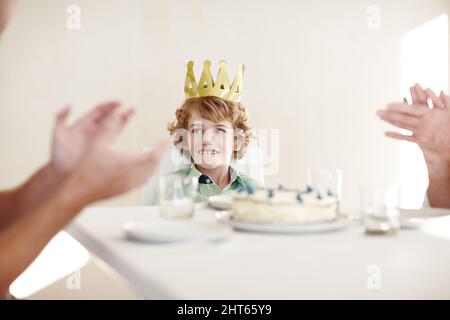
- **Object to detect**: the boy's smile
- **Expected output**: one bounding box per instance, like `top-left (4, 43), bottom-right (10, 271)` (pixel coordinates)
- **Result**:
top-left (199, 148), bottom-right (220, 156)
top-left (198, 145), bottom-right (221, 166)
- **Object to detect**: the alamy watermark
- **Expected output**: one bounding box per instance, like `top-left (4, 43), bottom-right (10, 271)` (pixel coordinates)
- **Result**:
top-left (66, 268), bottom-right (81, 290)
top-left (67, 5), bottom-right (81, 30)
top-left (366, 264), bottom-right (381, 290)
top-left (366, 5), bottom-right (381, 30)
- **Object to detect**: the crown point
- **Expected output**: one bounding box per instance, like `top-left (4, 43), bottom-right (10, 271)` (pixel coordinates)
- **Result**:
top-left (184, 60), bottom-right (243, 102)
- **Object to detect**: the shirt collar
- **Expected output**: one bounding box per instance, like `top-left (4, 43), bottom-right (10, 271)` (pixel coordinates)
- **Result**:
top-left (188, 164), bottom-right (240, 185)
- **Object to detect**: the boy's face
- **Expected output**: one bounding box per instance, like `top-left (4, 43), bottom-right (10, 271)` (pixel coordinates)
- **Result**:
top-left (187, 111), bottom-right (235, 170)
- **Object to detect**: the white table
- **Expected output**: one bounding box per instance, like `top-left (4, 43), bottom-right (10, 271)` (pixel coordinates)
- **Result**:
top-left (66, 206), bottom-right (450, 299)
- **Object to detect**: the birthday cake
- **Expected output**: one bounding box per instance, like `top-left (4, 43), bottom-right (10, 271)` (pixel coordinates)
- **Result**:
top-left (231, 186), bottom-right (338, 224)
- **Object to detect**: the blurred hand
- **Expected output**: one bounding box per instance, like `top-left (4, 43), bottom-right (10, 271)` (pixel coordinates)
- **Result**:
top-left (50, 101), bottom-right (134, 175)
top-left (66, 139), bottom-right (168, 206)
top-left (0, 100), bottom-right (168, 294)
top-left (51, 101), bottom-right (168, 207)
top-left (377, 84), bottom-right (450, 160)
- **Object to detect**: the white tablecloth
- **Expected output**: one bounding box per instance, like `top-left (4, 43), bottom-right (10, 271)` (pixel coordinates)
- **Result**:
top-left (66, 206), bottom-right (450, 299)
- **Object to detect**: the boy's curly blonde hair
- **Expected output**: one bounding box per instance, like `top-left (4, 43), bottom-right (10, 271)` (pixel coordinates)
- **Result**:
top-left (167, 96), bottom-right (253, 160)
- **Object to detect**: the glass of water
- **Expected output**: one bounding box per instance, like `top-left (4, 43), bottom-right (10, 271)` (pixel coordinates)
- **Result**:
top-left (159, 174), bottom-right (198, 219)
top-left (360, 184), bottom-right (400, 235)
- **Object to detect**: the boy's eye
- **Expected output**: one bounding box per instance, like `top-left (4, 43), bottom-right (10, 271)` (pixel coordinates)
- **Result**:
top-left (216, 128), bottom-right (227, 134)
top-left (190, 128), bottom-right (202, 134)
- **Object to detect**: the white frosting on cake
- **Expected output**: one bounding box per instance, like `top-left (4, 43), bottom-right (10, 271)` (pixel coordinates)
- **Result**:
top-left (231, 189), bottom-right (337, 224)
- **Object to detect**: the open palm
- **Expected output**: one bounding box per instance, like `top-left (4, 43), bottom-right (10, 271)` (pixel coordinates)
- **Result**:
top-left (378, 84), bottom-right (450, 160)
top-left (50, 101), bottom-right (133, 174)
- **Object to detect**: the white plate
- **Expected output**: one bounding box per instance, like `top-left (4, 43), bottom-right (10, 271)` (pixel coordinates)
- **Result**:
top-left (399, 207), bottom-right (450, 229)
top-left (208, 194), bottom-right (233, 210)
top-left (123, 220), bottom-right (232, 243)
top-left (216, 212), bottom-right (352, 234)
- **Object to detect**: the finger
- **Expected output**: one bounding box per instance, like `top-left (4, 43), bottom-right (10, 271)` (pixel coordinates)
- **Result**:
top-left (134, 139), bottom-right (170, 182)
top-left (440, 90), bottom-right (450, 108)
top-left (377, 110), bottom-right (420, 131)
top-left (410, 86), bottom-right (419, 104)
top-left (92, 101), bottom-right (121, 124)
top-left (385, 131), bottom-right (417, 143)
top-left (414, 83), bottom-right (428, 105)
top-left (97, 107), bottom-right (135, 144)
top-left (116, 142), bottom-right (168, 193)
top-left (73, 101), bottom-right (121, 129)
top-left (110, 108), bottom-right (135, 138)
top-left (53, 106), bottom-right (71, 136)
top-left (385, 103), bottom-right (427, 117)
top-left (55, 105), bottom-right (71, 127)
top-left (139, 139), bottom-right (170, 165)
top-left (121, 108), bottom-right (135, 124)
top-left (426, 88), bottom-right (444, 109)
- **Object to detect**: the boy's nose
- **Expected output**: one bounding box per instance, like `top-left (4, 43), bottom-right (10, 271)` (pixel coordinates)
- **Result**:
top-left (202, 129), bottom-right (215, 142)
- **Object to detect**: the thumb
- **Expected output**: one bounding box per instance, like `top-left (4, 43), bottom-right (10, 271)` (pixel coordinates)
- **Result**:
top-left (138, 139), bottom-right (170, 166)
top-left (55, 105), bottom-right (71, 128)
top-left (134, 139), bottom-right (170, 182)
top-left (426, 88), bottom-right (444, 109)
top-left (440, 91), bottom-right (450, 109)
top-left (53, 106), bottom-right (71, 138)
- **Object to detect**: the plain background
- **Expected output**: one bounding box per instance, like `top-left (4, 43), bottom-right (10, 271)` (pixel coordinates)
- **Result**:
top-left (0, 0), bottom-right (449, 215)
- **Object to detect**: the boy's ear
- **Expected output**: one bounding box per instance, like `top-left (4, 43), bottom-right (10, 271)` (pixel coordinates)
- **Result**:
top-left (175, 136), bottom-right (189, 152)
top-left (233, 138), bottom-right (245, 161)
top-left (171, 128), bottom-right (190, 151)
top-left (179, 138), bottom-right (190, 151)
top-left (233, 140), bottom-right (242, 151)
top-left (233, 129), bottom-right (245, 152)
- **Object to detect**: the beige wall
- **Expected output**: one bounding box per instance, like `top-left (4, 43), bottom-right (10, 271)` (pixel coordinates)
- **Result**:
top-left (0, 0), bottom-right (449, 214)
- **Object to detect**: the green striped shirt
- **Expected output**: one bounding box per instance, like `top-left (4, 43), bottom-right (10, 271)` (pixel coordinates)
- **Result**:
top-left (174, 164), bottom-right (263, 203)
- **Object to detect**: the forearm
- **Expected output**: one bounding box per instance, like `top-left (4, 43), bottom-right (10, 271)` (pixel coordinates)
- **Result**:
top-left (0, 185), bottom-right (84, 296)
top-left (425, 155), bottom-right (450, 208)
top-left (0, 162), bottom-right (65, 230)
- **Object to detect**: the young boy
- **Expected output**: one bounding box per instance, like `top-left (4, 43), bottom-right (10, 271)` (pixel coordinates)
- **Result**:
top-left (167, 60), bottom-right (262, 202)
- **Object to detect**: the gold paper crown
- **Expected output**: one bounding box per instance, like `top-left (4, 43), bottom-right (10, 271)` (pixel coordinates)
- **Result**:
top-left (184, 60), bottom-right (244, 102)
